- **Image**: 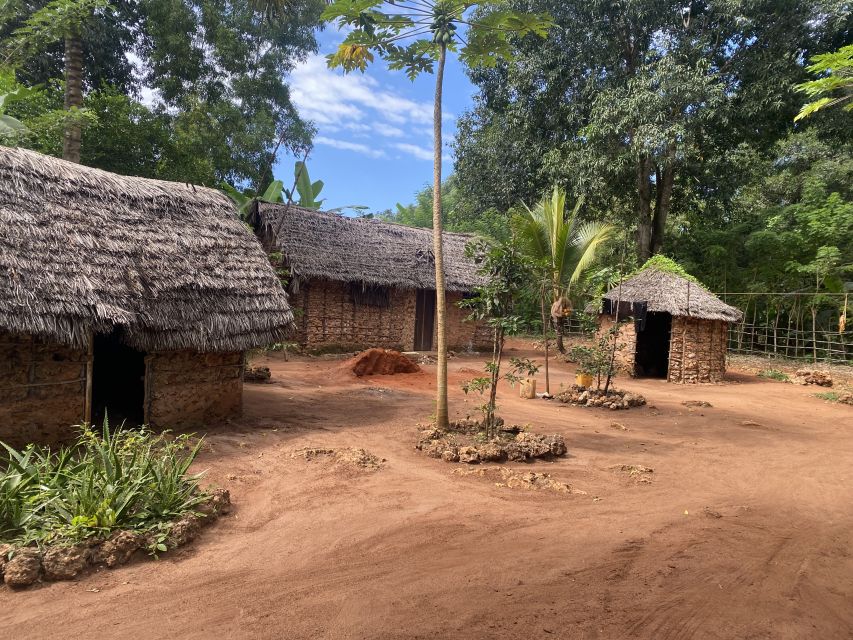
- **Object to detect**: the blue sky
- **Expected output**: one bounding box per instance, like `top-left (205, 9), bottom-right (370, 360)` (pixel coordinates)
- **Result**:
top-left (276, 28), bottom-right (477, 214)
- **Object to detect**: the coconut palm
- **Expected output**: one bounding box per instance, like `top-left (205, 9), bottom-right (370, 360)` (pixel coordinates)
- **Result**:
top-left (513, 186), bottom-right (615, 353)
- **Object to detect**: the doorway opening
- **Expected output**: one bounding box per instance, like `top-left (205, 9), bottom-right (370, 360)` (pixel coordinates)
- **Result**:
top-left (414, 289), bottom-right (436, 351)
top-left (634, 312), bottom-right (672, 378)
top-left (91, 329), bottom-right (146, 426)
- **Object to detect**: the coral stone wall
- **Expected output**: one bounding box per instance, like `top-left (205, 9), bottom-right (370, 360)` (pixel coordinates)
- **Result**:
top-left (146, 351), bottom-right (243, 429)
top-left (291, 279), bottom-right (490, 352)
top-left (444, 292), bottom-right (493, 352)
top-left (595, 315), bottom-right (638, 373)
top-left (0, 331), bottom-right (87, 444)
top-left (667, 318), bottom-right (729, 383)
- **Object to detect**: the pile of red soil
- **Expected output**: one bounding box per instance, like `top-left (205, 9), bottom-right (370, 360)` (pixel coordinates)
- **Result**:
top-left (346, 349), bottom-right (421, 377)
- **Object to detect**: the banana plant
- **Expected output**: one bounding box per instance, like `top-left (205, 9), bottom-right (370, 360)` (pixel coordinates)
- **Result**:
top-left (221, 180), bottom-right (284, 219)
top-left (283, 161), bottom-right (325, 209)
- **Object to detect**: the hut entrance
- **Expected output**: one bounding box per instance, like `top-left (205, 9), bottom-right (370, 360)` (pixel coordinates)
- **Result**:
top-left (634, 312), bottom-right (672, 378)
top-left (91, 330), bottom-right (146, 426)
top-left (414, 289), bottom-right (436, 351)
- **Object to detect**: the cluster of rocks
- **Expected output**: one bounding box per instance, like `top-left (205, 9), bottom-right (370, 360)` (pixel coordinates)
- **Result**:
top-left (453, 466), bottom-right (585, 495)
top-left (793, 369), bottom-right (833, 387)
top-left (0, 489), bottom-right (230, 589)
top-left (555, 385), bottom-right (647, 410)
top-left (416, 426), bottom-right (567, 464)
top-left (244, 366), bottom-right (272, 383)
top-left (611, 464), bottom-right (654, 484)
top-left (292, 447), bottom-right (385, 471)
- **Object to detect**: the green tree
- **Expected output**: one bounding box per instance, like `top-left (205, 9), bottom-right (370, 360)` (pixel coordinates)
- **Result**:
top-left (5, 0), bottom-right (110, 161)
top-left (796, 44), bottom-right (853, 121)
top-left (322, 0), bottom-right (552, 429)
top-left (453, 0), bottom-right (848, 260)
top-left (512, 186), bottom-right (615, 353)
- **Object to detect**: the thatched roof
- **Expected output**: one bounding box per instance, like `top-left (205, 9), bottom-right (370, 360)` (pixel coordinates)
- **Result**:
top-left (255, 202), bottom-right (484, 292)
top-left (0, 146), bottom-right (293, 352)
top-left (589, 268), bottom-right (743, 322)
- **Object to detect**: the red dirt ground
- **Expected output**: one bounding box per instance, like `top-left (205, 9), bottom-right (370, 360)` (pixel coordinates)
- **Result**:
top-left (2, 339), bottom-right (852, 639)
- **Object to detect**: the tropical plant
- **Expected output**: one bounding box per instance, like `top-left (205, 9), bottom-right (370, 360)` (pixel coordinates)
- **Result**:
top-left (284, 160), bottom-right (324, 209)
top-left (0, 92), bottom-right (28, 138)
top-left (0, 421), bottom-right (207, 549)
top-left (513, 186), bottom-right (615, 353)
top-left (795, 44), bottom-right (853, 121)
top-left (460, 237), bottom-right (536, 436)
top-left (222, 180), bottom-right (285, 219)
top-left (4, 0), bottom-right (109, 162)
top-left (322, 0), bottom-right (552, 430)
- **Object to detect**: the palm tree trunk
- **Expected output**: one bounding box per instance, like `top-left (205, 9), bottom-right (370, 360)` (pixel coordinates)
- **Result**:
top-left (63, 31), bottom-right (84, 163)
top-left (432, 43), bottom-right (449, 429)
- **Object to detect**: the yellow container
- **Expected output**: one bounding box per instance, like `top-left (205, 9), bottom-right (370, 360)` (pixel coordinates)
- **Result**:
top-left (576, 373), bottom-right (594, 388)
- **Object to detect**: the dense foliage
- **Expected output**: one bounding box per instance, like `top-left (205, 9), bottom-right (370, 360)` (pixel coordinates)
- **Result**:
top-left (1, 0), bottom-right (324, 187)
top-left (449, 0), bottom-right (852, 267)
top-left (0, 423), bottom-right (206, 549)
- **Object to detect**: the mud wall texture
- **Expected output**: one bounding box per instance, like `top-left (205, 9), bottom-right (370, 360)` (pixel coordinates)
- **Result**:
top-left (146, 351), bottom-right (243, 429)
top-left (444, 292), bottom-right (492, 352)
top-left (0, 331), bottom-right (87, 444)
top-left (291, 279), bottom-right (490, 352)
top-left (668, 318), bottom-right (728, 383)
top-left (596, 315), bottom-right (638, 373)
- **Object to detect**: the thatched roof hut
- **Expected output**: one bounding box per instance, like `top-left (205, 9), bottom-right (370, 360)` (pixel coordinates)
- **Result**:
top-left (0, 146), bottom-right (294, 441)
top-left (254, 202), bottom-right (483, 292)
top-left (0, 146), bottom-right (293, 351)
top-left (588, 259), bottom-right (742, 383)
top-left (253, 202), bottom-right (490, 352)
top-left (591, 268), bottom-right (742, 323)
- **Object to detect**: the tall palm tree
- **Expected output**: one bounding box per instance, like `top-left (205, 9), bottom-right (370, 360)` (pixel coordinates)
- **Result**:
top-left (513, 186), bottom-right (615, 353)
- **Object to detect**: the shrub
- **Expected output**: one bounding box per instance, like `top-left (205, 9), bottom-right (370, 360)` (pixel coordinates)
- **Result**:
top-left (0, 421), bottom-right (206, 548)
top-left (758, 369), bottom-right (789, 382)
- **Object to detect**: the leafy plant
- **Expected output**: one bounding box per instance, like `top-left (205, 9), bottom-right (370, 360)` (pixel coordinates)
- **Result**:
top-left (795, 44), bottom-right (853, 121)
top-left (568, 325), bottom-right (624, 390)
top-left (0, 420), bottom-right (207, 550)
top-left (814, 391), bottom-right (840, 402)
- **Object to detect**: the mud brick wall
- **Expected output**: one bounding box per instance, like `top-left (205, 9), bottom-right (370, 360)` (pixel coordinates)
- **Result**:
top-left (444, 292), bottom-right (493, 352)
top-left (291, 279), bottom-right (490, 352)
top-left (596, 315), bottom-right (637, 373)
top-left (146, 351), bottom-right (243, 429)
top-left (667, 318), bottom-right (728, 383)
top-left (0, 331), bottom-right (87, 444)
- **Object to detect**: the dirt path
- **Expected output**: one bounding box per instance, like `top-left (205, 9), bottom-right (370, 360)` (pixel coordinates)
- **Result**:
top-left (2, 344), bottom-right (852, 639)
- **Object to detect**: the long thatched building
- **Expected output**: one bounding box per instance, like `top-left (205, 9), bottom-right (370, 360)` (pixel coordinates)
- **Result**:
top-left (0, 146), bottom-right (294, 443)
top-left (252, 202), bottom-right (491, 352)
top-left (588, 259), bottom-right (742, 383)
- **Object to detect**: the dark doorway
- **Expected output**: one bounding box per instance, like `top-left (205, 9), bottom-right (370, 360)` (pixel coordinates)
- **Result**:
top-left (414, 289), bottom-right (436, 351)
top-left (91, 330), bottom-right (146, 426)
top-left (634, 312), bottom-right (672, 378)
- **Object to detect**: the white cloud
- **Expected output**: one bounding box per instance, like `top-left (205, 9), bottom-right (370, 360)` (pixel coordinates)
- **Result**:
top-left (374, 123), bottom-right (405, 138)
top-left (393, 143), bottom-right (433, 161)
top-left (315, 136), bottom-right (386, 158)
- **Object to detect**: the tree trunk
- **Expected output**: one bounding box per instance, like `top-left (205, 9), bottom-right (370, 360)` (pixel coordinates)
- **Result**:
top-left (635, 156), bottom-right (653, 262)
top-left (486, 326), bottom-right (505, 438)
top-left (650, 159), bottom-right (675, 255)
top-left (63, 31), bottom-right (84, 163)
top-left (432, 44), bottom-right (449, 429)
top-left (539, 283), bottom-right (550, 395)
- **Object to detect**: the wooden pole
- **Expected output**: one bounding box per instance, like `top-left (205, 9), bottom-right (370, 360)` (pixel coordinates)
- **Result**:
top-left (540, 280), bottom-right (550, 395)
top-left (84, 331), bottom-right (93, 424)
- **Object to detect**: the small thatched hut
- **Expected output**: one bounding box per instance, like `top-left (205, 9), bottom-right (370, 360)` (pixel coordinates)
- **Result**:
top-left (0, 146), bottom-right (294, 443)
top-left (588, 259), bottom-right (742, 383)
top-left (252, 202), bottom-right (491, 352)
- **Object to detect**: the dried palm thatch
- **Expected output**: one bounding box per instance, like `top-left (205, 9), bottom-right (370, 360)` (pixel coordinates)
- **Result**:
top-left (0, 146), bottom-right (294, 352)
top-left (589, 268), bottom-right (743, 322)
top-left (255, 202), bottom-right (484, 292)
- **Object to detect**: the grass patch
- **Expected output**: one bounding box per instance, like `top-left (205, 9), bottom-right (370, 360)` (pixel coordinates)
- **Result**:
top-left (0, 421), bottom-right (206, 549)
top-left (814, 391), bottom-right (840, 402)
top-left (758, 369), bottom-right (790, 382)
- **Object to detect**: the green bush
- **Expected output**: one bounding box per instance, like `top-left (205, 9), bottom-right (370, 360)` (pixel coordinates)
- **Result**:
top-left (757, 369), bottom-right (789, 382)
top-left (0, 421), bottom-right (206, 548)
